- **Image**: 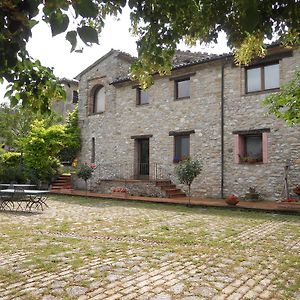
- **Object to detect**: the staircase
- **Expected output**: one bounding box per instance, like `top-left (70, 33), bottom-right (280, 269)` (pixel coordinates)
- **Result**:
top-left (51, 174), bottom-right (72, 191)
top-left (156, 180), bottom-right (186, 198)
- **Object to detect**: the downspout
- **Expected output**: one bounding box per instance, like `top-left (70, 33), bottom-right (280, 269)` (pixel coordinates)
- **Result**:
top-left (220, 63), bottom-right (225, 199)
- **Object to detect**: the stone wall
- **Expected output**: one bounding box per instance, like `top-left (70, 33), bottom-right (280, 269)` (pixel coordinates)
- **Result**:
top-left (77, 51), bottom-right (132, 169)
top-left (90, 180), bottom-right (165, 198)
top-left (223, 50), bottom-right (300, 200)
top-left (53, 80), bottom-right (78, 119)
top-left (77, 49), bottom-right (300, 201)
top-left (114, 62), bottom-right (223, 198)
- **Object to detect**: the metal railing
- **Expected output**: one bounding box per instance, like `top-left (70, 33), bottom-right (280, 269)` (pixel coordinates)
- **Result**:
top-left (95, 162), bottom-right (171, 181)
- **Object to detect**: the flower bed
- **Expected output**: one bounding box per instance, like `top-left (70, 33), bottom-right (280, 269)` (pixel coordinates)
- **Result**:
top-left (111, 187), bottom-right (129, 198)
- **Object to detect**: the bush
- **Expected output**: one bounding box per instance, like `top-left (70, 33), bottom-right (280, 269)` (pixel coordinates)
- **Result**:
top-left (77, 164), bottom-right (95, 181)
top-left (20, 120), bottom-right (65, 183)
top-left (0, 152), bottom-right (26, 183)
top-left (175, 157), bottom-right (202, 206)
top-left (59, 107), bottom-right (81, 164)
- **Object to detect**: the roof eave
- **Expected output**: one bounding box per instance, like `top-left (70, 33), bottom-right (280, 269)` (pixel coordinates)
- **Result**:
top-left (111, 53), bottom-right (233, 85)
top-left (74, 49), bottom-right (136, 80)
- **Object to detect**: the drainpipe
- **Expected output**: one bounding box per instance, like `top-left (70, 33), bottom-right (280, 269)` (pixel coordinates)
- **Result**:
top-left (220, 63), bottom-right (225, 199)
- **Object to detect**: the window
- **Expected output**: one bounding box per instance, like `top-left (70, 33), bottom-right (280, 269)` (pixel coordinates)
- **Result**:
top-left (246, 63), bottom-right (279, 93)
top-left (72, 90), bottom-right (78, 103)
top-left (91, 138), bottom-right (95, 163)
top-left (93, 86), bottom-right (105, 113)
top-left (136, 88), bottom-right (149, 105)
top-left (174, 135), bottom-right (190, 163)
top-left (175, 78), bottom-right (190, 99)
top-left (234, 130), bottom-right (269, 164)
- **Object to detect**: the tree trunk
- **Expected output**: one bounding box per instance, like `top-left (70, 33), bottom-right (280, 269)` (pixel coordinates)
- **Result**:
top-left (188, 184), bottom-right (191, 207)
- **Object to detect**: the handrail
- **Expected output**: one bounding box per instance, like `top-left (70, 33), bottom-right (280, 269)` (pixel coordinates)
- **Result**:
top-left (92, 162), bottom-right (173, 181)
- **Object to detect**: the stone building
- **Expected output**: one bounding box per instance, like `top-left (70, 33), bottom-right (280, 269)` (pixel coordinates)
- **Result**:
top-left (52, 78), bottom-right (79, 119)
top-left (75, 47), bottom-right (300, 201)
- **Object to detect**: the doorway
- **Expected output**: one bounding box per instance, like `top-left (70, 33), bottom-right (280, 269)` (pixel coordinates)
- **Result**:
top-left (136, 138), bottom-right (149, 179)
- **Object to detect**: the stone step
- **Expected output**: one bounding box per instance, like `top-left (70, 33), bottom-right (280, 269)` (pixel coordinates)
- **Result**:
top-left (167, 193), bottom-right (186, 198)
top-left (156, 180), bottom-right (186, 198)
top-left (55, 178), bottom-right (71, 182)
top-left (52, 182), bottom-right (70, 187)
top-left (51, 174), bottom-right (72, 191)
top-left (165, 188), bottom-right (182, 194)
top-left (155, 180), bottom-right (171, 186)
top-left (160, 184), bottom-right (176, 190)
top-left (51, 185), bottom-right (72, 190)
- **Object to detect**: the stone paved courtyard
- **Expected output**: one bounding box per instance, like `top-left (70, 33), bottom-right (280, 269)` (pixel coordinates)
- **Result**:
top-left (0, 195), bottom-right (299, 300)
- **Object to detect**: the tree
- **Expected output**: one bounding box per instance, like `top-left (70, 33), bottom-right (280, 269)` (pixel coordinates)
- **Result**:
top-left (20, 120), bottom-right (67, 183)
top-left (0, 152), bottom-right (26, 183)
top-left (175, 158), bottom-right (202, 207)
top-left (263, 69), bottom-right (300, 125)
top-left (0, 105), bottom-right (81, 183)
top-left (77, 163), bottom-right (95, 193)
top-left (1, 1), bottom-right (299, 108)
top-left (59, 107), bottom-right (81, 163)
top-left (0, 103), bottom-right (62, 150)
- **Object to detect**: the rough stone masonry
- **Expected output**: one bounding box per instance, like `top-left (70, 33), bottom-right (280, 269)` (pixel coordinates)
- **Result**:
top-left (76, 48), bottom-right (300, 201)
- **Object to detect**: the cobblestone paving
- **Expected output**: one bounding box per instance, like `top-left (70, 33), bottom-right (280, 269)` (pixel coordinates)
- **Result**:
top-left (0, 195), bottom-right (299, 300)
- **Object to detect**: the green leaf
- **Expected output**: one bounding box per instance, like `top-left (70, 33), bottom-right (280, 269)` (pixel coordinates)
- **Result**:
top-left (66, 31), bottom-right (77, 52)
top-left (28, 19), bottom-right (39, 29)
top-left (73, 0), bottom-right (98, 18)
top-left (4, 90), bottom-right (13, 98)
top-left (77, 26), bottom-right (99, 45)
top-left (11, 96), bottom-right (19, 107)
top-left (49, 11), bottom-right (69, 36)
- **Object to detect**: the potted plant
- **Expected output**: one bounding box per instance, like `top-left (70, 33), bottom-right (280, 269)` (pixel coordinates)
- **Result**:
top-left (77, 163), bottom-right (96, 193)
top-left (175, 157), bottom-right (202, 207)
top-left (226, 194), bottom-right (239, 206)
top-left (173, 156), bottom-right (180, 163)
top-left (240, 156), bottom-right (262, 164)
top-left (292, 185), bottom-right (300, 196)
top-left (244, 187), bottom-right (260, 201)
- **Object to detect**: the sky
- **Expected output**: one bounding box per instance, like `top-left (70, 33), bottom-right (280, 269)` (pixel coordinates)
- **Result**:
top-left (0, 6), bottom-right (230, 103)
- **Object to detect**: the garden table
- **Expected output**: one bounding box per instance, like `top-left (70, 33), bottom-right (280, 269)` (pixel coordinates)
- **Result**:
top-left (0, 189), bottom-right (49, 211)
top-left (0, 184), bottom-right (36, 189)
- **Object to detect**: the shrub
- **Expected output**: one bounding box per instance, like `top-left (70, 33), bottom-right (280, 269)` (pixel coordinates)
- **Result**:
top-left (0, 152), bottom-right (26, 183)
top-left (59, 107), bottom-right (81, 164)
top-left (20, 120), bottom-right (65, 183)
top-left (77, 164), bottom-right (95, 181)
top-left (77, 163), bottom-right (96, 191)
top-left (175, 157), bottom-right (202, 206)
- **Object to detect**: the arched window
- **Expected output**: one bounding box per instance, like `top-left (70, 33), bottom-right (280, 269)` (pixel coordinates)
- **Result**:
top-left (93, 86), bottom-right (105, 113)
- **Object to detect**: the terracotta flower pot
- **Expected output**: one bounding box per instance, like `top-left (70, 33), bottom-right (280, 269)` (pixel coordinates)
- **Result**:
top-left (293, 186), bottom-right (300, 196)
top-left (226, 195), bottom-right (239, 206)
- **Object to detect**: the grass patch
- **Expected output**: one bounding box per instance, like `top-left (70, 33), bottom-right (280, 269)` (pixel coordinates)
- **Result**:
top-left (0, 268), bottom-right (22, 281)
top-left (0, 194), bottom-right (299, 299)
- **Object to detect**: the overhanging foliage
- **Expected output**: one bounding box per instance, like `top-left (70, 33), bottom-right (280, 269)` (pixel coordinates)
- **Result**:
top-left (263, 69), bottom-right (300, 125)
top-left (1, 0), bottom-right (299, 115)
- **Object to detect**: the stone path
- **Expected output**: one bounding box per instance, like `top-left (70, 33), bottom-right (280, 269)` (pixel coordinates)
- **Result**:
top-left (0, 195), bottom-right (299, 299)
